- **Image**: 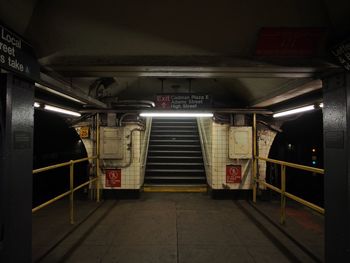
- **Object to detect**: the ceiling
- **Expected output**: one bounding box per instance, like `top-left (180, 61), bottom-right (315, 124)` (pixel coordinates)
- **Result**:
top-left (1, 0), bottom-right (349, 109)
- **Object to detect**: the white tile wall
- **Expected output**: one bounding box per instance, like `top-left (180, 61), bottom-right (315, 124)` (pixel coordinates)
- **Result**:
top-left (77, 122), bottom-right (145, 190)
top-left (198, 119), bottom-right (277, 190)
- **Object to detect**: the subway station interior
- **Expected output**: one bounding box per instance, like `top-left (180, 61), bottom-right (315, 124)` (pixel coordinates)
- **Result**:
top-left (1, 0), bottom-right (350, 262)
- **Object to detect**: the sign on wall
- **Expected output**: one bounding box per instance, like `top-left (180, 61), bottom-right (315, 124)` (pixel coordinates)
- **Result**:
top-left (79, 127), bottom-right (90, 138)
top-left (255, 27), bottom-right (325, 57)
top-left (155, 94), bottom-right (211, 110)
top-left (105, 169), bottom-right (121, 187)
top-left (0, 24), bottom-right (39, 80)
top-left (332, 39), bottom-right (350, 71)
top-left (226, 165), bottom-right (242, 184)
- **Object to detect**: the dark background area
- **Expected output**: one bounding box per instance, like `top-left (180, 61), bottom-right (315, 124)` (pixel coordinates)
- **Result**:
top-left (33, 110), bottom-right (88, 207)
top-left (268, 109), bottom-right (324, 207)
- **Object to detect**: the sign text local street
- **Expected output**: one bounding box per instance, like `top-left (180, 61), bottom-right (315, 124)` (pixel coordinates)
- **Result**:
top-left (0, 24), bottom-right (39, 80)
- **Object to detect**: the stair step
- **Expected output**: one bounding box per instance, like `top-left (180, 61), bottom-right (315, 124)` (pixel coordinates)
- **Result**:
top-left (149, 150), bottom-right (201, 154)
top-left (145, 176), bottom-right (205, 180)
top-left (146, 169), bottom-right (205, 172)
top-left (152, 130), bottom-right (198, 133)
top-left (145, 118), bottom-right (205, 185)
top-left (150, 139), bottom-right (199, 143)
top-left (148, 156), bottom-right (202, 159)
top-left (144, 178), bottom-right (207, 184)
top-left (149, 145), bottom-right (201, 148)
top-left (152, 125), bottom-right (197, 129)
top-left (143, 185), bottom-right (207, 193)
top-left (151, 134), bottom-right (199, 138)
top-left (147, 162), bottom-right (203, 166)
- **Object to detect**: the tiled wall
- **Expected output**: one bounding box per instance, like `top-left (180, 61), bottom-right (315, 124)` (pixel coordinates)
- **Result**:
top-left (198, 118), bottom-right (276, 190)
top-left (78, 122), bottom-right (145, 190)
top-left (100, 124), bottom-right (143, 189)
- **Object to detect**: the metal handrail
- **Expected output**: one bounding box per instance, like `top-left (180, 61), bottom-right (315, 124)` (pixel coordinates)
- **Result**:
top-left (197, 119), bottom-right (210, 166)
top-left (142, 117), bottom-right (152, 168)
top-left (254, 155), bottom-right (325, 224)
top-left (32, 156), bottom-right (98, 224)
top-left (256, 156), bottom-right (324, 174)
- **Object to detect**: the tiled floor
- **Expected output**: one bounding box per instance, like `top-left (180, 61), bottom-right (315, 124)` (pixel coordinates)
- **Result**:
top-left (33, 193), bottom-right (323, 263)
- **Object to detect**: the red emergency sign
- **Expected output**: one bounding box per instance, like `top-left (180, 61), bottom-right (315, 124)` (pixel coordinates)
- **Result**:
top-left (105, 169), bottom-right (121, 187)
top-left (226, 165), bottom-right (242, 183)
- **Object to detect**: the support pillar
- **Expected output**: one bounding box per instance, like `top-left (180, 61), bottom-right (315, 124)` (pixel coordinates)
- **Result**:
top-left (323, 73), bottom-right (350, 262)
top-left (0, 74), bottom-right (34, 262)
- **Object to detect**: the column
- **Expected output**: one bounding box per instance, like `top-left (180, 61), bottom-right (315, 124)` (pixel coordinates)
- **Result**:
top-left (0, 73), bottom-right (34, 262)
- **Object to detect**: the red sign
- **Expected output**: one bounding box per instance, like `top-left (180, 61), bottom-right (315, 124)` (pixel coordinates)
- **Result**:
top-left (255, 27), bottom-right (325, 57)
top-left (105, 169), bottom-right (121, 187)
top-left (226, 165), bottom-right (242, 183)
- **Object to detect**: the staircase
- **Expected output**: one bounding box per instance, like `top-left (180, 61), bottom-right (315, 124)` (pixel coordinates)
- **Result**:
top-left (144, 118), bottom-right (207, 186)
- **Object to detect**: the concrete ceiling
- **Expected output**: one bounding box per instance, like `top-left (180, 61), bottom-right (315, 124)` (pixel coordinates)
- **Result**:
top-left (1, 0), bottom-right (349, 108)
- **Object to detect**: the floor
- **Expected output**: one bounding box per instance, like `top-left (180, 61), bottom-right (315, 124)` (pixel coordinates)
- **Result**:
top-left (32, 193), bottom-right (324, 263)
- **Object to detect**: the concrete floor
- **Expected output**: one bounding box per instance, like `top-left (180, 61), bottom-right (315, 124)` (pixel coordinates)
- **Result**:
top-left (33, 193), bottom-right (323, 263)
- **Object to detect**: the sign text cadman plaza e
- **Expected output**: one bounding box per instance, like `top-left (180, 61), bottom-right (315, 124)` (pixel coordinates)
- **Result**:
top-left (0, 24), bottom-right (39, 81)
top-left (155, 94), bottom-right (211, 110)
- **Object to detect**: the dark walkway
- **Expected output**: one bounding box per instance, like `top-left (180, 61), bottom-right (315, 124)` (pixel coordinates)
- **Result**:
top-left (33, 193), bottom-right (323, 263)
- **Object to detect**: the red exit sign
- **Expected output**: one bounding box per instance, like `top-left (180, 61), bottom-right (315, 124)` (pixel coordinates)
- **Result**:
top-left (105, 169), bottom-right (121, 187)
top-left (226, 165), bottom-right (242, 184)
top-left (255, 27), bottom-right (325, 57)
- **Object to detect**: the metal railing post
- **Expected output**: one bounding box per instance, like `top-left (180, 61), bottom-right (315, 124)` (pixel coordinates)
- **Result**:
top-left (253, 113), bottom-right (257, 203)
top-left (96, 113), bottom-right (101, 202)
top-left (69, 160), bottom-right (75, 224)
top-left (280, 164), bottom-right (286, 225)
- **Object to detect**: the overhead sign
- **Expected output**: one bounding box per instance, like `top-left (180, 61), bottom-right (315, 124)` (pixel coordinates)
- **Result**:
top-left (255, 27), bottom-right (325, 57)
top-left (105, 169), bottom-right (121, 188)
top-left (0, 24), bottom-right (39, 80)
top-left (332, 39), bottom-right (350, 71)
top-left (226, 165), bottom-right (242, 184)
top-left (155, 94), bottom-right (211, 110)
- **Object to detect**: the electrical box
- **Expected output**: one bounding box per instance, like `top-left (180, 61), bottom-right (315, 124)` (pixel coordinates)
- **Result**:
top-left (229, 127), bottom-right (252, 159)
top-left (100, 127), bottom-right (124, 159)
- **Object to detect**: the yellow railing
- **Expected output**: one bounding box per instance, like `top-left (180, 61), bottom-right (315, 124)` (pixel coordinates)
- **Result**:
top-left (252, 156), bottom-right (325, 224)
top-left (32, 156), bottom-right (99, 224)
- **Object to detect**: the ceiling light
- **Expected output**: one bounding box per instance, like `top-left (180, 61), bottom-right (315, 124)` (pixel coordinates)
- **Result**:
top-left (139, 112), bottom-right (213, 118)
top-left (319, 103), bottom-right (324, 108)
top-left (35, 83), bottom-right (86, 104)
top-left (273, 105), bottom-right (315, 118)
top-left (44, 105), bottom-right (81, 117)
top-left (34, 102), bottom-right (40, 108)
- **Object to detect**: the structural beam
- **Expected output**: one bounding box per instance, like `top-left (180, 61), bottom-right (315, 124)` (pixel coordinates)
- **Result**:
top-left (250, 79), bottom-right (322, 107)
top-left (38, 72), bottom-right (107, 108)
top-left (323, 72), bottom-right (350, 262)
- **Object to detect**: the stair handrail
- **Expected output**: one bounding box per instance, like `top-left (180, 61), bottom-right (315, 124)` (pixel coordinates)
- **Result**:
top-left (197, 119), bottom-right (211, 167)
top-left (141, 117), bottom-right (152, 168)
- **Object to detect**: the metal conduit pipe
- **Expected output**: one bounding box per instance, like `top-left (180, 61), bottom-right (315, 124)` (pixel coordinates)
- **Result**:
top-left (102, 128), bottom-right (143, 169)
top-left (119, 113), bottom-right (139, 126)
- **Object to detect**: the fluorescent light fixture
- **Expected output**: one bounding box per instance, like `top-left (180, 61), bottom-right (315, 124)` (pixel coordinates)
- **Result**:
top-left (34, 102), bottom-right (40, 108)
top-left (35, 83), bottom-right (86, 104)
top-left (139, 112), bottom-right (213, 118)
top-left (44, 105), bottom-right (81, 117)
top-left (273, 105), bottom-right (315, 118)
top-left (319, 102), bottom-right (324, 108)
